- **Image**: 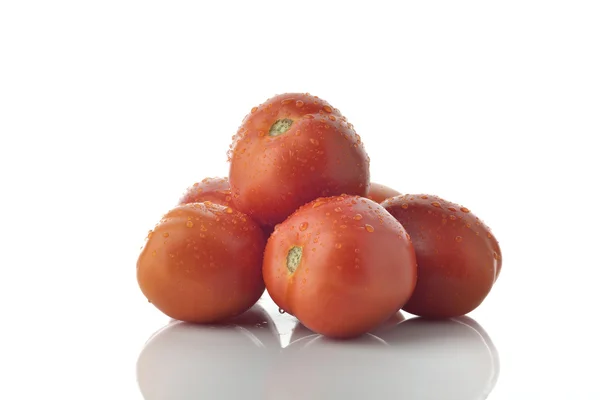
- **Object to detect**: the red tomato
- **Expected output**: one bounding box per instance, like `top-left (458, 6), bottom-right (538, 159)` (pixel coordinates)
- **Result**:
top-left (262, 195), bottom-right (417, 338)
top-left (178, 177), bottom-right (232, 206)
top-left (178, 177), bottom-right (275, 239)
top-left (228, 93), bottom-right (370, 227)
top-left (367, 182), bottom-right (401, 203)
top-left (382, 194), bottom-right (502, 318)
top-left (137, 202), bottom-right (266, 323)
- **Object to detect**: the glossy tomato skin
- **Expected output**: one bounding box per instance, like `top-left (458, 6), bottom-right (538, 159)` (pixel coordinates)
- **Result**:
top-left (228, 93), bottom-right (370, 228)
top-left (137, 202), bottom-right (266, 323)
top-left (178, 177), bottom-right (232, 207)
top-left (382, 194), bottom-right (502, 318)
top-left (263, 195), bottom-right (417, 339)
top-left (367, 182), bottom-right (401, 203)
top-left (178, 177), bottom-right (274, 240)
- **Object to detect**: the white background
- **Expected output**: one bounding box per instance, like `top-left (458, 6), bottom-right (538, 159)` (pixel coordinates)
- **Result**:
top-left (1, 1), bottom-right (599, 399)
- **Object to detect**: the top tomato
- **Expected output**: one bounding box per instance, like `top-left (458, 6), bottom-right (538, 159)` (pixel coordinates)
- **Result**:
top-left (228, 93), bottom-right (370, 227)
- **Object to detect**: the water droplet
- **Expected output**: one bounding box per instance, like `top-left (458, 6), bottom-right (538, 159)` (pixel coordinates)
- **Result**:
top-left (487, 232), bottom-right (492, 238)
top-left (353, 214), bottom-right (363, 220)
top-left (258, 130), bottom-right (265, 137)
top-left (365, 224), bottom-right (375, 232)
top-left (278, 308), bottom-right (286, 314)
top-left (147, 230), bottom-right (153, 239)
top-left (296, 100), bottom-right (304, 107)
top-left (281, 98), bottom-right (294, 105)
top-left (460, 207), bottom-right (470, 213)
top-left (449, 215), bottom-right (457, 221)
top-left (162, 232), bottom-right (169, 238)
top-left (200, 224), bottom-right (208, 231)
top-left (432, 202), bottom-right (441, 208)
top-left (323, 105), bottom-right (333, 113)
top-left (151, 250), bottom-right (156, 256)
top-left (225, 207), bottom-right (233, 214)
top-left (448, 207), bottom-right (457, 212)
top-left (299, 222), bottom-right (309, 231)
top-left (455, 236), bottom-right (463, 242)
top-left (421, 195), bottom-right (429, 199)
top-left (203, 200), bottom-right (213, 206)
top-left (335, 243), bottom-right (342, 249)
top-left (334, 207), bottom-right (342, 212)
top-left (328, 115), bottom-right (336, 121)
top-left (401, 203), bottom-right (408, 209)
top-left (251, 106), bottom-right (258, 113)
top-left (493, 251), bottom-right (499, 260)
top-left (186, 220), bottom-right (194, 228)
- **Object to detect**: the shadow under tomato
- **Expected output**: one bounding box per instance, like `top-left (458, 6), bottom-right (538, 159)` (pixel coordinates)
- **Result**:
top-left (137, 304), bottom-right (281, 400)
top-left (267, 316), bottom-right (499, 400)
top-left (288, 310), bottom-right (407, 345)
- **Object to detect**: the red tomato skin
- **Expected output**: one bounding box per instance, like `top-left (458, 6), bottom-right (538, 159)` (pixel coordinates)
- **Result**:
top-left (178, 177), bottom-right (232, 207)
top-left (382, 194), bottom-right (502, 318)
top-left (137, 202), bottom-right (266, 323)
top-left (263, 195), bottom-right (417, 339)
top-left (228, 93), bottom-right (370, 227)
top-left (367, 182), bottom-right (401, 203)
top-left (179, 177), bottom-right (274, 240)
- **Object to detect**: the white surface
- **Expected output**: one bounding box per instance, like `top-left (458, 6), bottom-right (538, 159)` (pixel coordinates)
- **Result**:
top-left (1, 1), bottom-right (599, 399)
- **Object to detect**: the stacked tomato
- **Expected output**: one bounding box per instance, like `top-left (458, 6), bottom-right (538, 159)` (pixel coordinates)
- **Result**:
top-left (137, 93), bottom-right (502, 339)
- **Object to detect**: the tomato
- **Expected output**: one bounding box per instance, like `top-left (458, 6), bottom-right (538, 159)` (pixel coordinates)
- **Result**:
top-left (228, 93), bottom-right (370, 228)
top-left (366, 182), bottom-right (401, 203)
top-left (262, 195), bottom-right (417, 338)
top-left (137, 202), bottom-right (266, 323)
top-left (382, 194), bottom-right (502, 318)
top-left (178, 177), bottom-right (232, 207)
top-left (138, 304), bottom-right (280, 399)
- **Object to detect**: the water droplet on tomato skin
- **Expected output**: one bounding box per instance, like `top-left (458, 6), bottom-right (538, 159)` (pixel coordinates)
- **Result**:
top-left (162, 232), bottom-right (169, 238)
top-left (299, 222), bottom-right (309, 231)
top-left (460, 207), bottom-right (470, 213)
top-left (365, 224), bottom-right (375, 233)
top-left (323, 105), bottom-right (333, 113)
top-left (432, 202), bottom-right (441, 208)
top-left (296, 100), bottom-right (304, 107)
top-left (251, 107), bottom-right (258, 113)
top-left (335, 243), bottom-right (342, 249)
top-left (455, 236), bottom-right (463, 243)
top-left (186, 220), bottom-right (194, 228)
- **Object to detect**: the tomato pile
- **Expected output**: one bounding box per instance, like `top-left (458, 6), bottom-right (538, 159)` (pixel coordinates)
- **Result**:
top-left (137, 93), bottom-right (502, 339)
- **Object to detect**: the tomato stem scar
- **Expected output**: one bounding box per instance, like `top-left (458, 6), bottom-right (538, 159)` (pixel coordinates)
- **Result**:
top-left (269, 119), bottom-right (293, 136)
top-left (286, 246), bottom-right (302, 274)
